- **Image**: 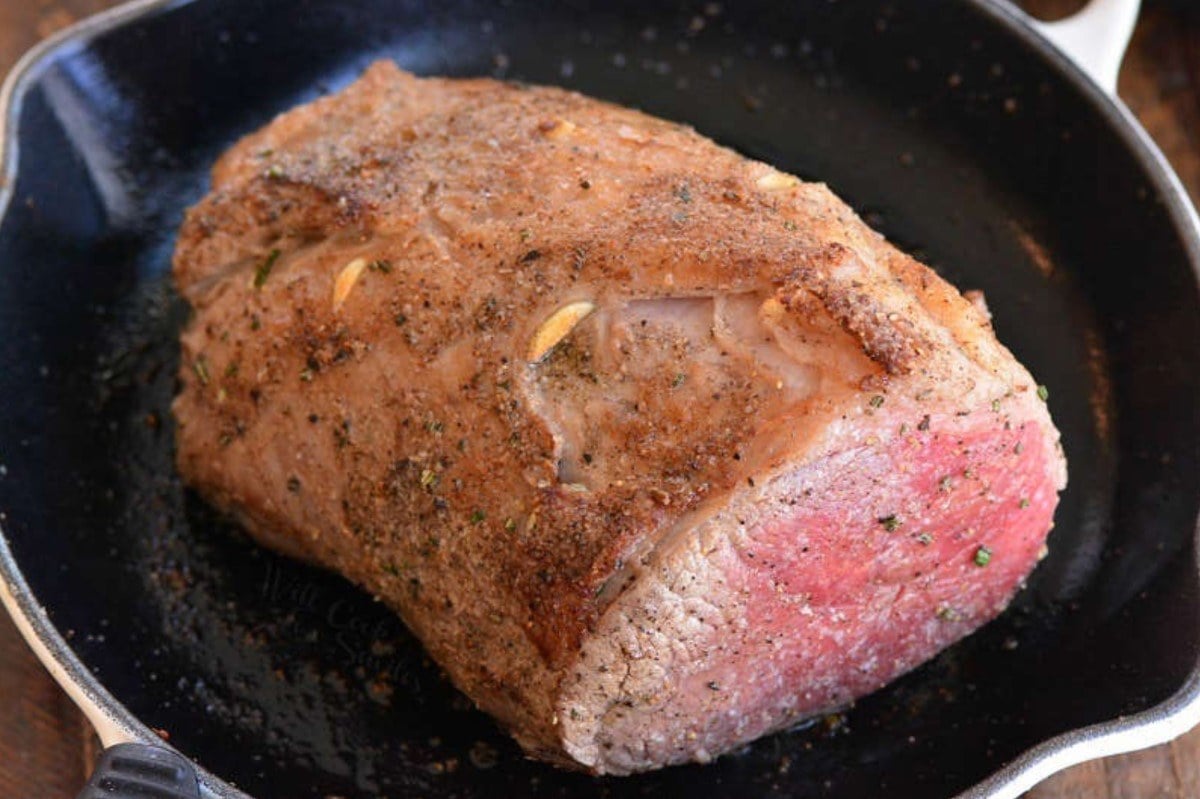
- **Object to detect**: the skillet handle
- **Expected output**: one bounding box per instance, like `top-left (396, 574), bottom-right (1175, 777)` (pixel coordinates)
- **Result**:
top-left (76, 742), bottom-right (200, 799)
top-left (1026, 0), bottom-right (1140, 95)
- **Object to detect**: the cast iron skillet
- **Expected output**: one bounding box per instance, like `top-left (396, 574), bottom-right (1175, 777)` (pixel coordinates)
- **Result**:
top-left (1, 0), bottom-right (1198, 797)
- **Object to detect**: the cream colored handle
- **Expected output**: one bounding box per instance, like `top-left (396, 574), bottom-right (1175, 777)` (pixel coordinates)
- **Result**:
top-left (1027, 0), bottom-right (1141, 95)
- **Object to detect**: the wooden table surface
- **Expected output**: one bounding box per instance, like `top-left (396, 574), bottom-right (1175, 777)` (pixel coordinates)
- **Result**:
top-left (1, 0), bottom-right (1198, 796)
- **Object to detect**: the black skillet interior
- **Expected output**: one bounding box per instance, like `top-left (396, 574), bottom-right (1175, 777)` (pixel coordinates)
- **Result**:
top-left (1, 0), bottom-right (1198, 797)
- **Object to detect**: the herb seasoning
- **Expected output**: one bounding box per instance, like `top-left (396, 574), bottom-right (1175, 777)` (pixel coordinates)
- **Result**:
top-left (254, 248), bottom-right (281, 288)
top-left (192, 356), bottom-right (211, 386)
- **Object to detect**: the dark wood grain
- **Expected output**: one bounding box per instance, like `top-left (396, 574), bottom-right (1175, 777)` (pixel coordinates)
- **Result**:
top-left (0, 612), bottom-right (89, 799)
top-left (0, 1), bottom-right (1197, 797)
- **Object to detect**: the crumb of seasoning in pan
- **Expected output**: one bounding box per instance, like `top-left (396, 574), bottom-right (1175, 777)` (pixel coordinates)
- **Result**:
top-left (253, 248), bottom-right (282, 288)
top-left (878, 514), bottom-right (901, 532)
top-left (916, 532), bottom-right (933, 545)
top-left (822, 713), bottom-right (848, 735)
top-left (368, 258), bottom-right (393, 273)
top-left (469, 740), bottom-right (500, 770)
top-left (869, 394), bottom-right (885, 408)
top-left (1036, 384), bottom-right (1049, 402)
top-left (366, 676), bottom-right (395, 705)
top-left (973, 545), bottom-right (993, 567)
top-left (470, 509), bottom-right (486, 524)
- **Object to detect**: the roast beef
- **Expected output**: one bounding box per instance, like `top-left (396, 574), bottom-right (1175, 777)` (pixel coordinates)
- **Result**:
top-left (172, 61), bottom-right (1067, 774)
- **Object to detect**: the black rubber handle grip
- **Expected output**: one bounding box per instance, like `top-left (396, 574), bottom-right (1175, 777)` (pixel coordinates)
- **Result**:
top-left (77, 742), bottom-right (200, 799)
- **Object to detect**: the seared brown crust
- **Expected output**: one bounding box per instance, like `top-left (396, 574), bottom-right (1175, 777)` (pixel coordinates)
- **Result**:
top-left (172, 62), bottom-right (1064, 766)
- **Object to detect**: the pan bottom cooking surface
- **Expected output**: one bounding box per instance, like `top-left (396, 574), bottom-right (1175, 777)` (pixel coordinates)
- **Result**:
top-left (0, 1), bottom-right (1197, 797)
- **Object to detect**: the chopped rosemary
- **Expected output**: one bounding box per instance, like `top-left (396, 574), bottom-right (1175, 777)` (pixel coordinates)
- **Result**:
top-left (254, 248), bottom-right (281, 289)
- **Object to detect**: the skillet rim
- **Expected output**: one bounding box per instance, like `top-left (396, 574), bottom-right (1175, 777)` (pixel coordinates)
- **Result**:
top-left (0, 1), bottom-right (1196, 797)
